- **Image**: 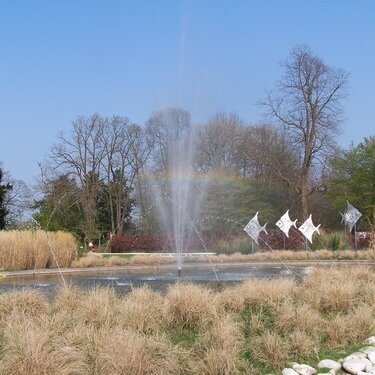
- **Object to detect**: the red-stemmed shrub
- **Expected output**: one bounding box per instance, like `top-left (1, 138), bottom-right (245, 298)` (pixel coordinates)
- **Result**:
top-left (110, 233), bottom-right (223, 253)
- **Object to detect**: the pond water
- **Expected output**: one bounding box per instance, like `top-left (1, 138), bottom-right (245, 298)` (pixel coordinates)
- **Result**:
top-left (0, 264), bottom-right (313, 296)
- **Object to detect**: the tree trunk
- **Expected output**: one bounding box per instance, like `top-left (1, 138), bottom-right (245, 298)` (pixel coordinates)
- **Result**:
top-left (300, 173), bottom-right (309, 220)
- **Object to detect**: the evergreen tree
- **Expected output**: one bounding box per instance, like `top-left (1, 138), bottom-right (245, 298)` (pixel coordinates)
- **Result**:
top-left (0, 168), bottom-right (12, 229)
top-left (328, 136), bottom-right (375, 228)
top-left (33, 174), bottom-right (83, 237)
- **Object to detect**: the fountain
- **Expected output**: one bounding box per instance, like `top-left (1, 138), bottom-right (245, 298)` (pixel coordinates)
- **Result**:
top-left (148, 114), bottom-right (209, 276)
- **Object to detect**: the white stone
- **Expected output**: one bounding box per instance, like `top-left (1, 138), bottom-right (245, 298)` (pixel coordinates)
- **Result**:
top-left (361, 347), bottom-right (375, 356)
top-left (366, 365), bottom-right (375, 374)
top-left (344, 352), bottom-right (369, 361)
top-left (365, 337), bottom-right (375, 345)
top-left (368, 352), bottom-right (375, 364)
top-left (282, 369), bottom-right (299, 375)
top-left (317, 359), bottom-right (341, 371)
top-left (343, 359), bottom-right (372, 374)
top-left (292, 363), bottom-right (317, 375)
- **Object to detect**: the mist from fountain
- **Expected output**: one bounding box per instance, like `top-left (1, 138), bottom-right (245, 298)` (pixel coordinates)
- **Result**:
top-left (150, 127), bottom-right (209, 273)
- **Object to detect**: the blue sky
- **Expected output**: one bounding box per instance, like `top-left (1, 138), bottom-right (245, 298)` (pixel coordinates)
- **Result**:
top-left (0, 0), bottom-right (374, 183)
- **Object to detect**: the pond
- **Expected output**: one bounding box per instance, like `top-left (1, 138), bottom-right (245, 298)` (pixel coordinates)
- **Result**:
top-left (0, 264), bottom-right (313, 296)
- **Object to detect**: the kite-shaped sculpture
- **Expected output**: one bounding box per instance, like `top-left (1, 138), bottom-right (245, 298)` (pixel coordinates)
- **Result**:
top-left (244, 212), bottom-right (268, 245)
top-left (298, 214), bottom-right (320, 243)
top-left (276, 210), bottom-right (297, 238)
top-left (341, 202), bottom-right (362, 232)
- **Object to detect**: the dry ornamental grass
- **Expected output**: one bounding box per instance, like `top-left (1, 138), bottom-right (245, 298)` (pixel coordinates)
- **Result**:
top-left (0, 230), bottom-right (77, 270)
top-left (0, 266), bottom-right (373, 373)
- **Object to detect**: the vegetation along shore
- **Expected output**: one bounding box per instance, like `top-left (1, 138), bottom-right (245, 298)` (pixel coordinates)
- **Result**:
top-left (0, 267), bottom-right (373, 374)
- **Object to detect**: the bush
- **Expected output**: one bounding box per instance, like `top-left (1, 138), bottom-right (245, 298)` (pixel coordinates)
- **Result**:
top-left (213, 229), bottom-right (307, 253)
top-left (110, 234), bottom-right (170, 253)
top-left (214, 236), bottom-right (253, 255)
top-left (110, 233), bottom-right (222, 253)
top-left (263, 228), bottom-right (306, 250)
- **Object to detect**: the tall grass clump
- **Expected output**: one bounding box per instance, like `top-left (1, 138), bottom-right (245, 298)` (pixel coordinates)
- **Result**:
top-left (196, 314), bottom-right (245, 374)
top-left (163, 283), bottom-right (218, 329)
top-left (219, 277), bottom-right (296, 312)
top-left (94, 329), bottom-right (182, 375)
top-left (0, 267), bottom-right (374, 373)
top-left (0, 289), bottom-right (49, 326)
top-left (0, 230), bottom-right (77, 270)
top-left (0, 314), bottom-right (89, 375)
top-left (115, 285), bottom-right (164, 333)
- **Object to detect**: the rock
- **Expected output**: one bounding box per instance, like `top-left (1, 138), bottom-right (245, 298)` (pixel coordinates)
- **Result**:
top-left (344, 352), bottom-right (369, 361)
top-left (342, 359), bottom-right (372, 374)
top-left (292, 363), bottom-right (317, 375)
top-left (368, 352), bottom-right (375, 364)
top-left (282, 369), bottom-right (299, 375)
top-left (360, 347), bottom-right (375, 356)
top-left (318, 359), bottom-right (341, 371)
top-left (366, 365), bottom-right (375, 374)
top-left (365, 337), bottom-right (375, 345)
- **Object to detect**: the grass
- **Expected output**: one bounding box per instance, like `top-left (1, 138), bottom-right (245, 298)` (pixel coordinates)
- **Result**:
top-left (102, 254), bottom-right (133, 260)
top-left (69, 248), bottom-right (375, 270)
top-left (0, 266), bottom-right (373, 373)
top-left (0, 230), bottom-right (77, 270)
top-left (1, 230), bottom-right (373, 272)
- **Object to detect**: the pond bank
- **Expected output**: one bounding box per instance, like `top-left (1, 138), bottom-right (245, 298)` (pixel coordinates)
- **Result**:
top-left (1, 259), bottom-right (374, 278)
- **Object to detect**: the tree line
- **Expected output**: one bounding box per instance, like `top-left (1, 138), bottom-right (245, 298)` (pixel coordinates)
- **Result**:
top-left (1, 46), bottom-right (374, 239)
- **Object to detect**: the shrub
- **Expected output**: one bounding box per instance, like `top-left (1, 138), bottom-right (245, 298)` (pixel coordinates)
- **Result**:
top-left (348, 230), bottom-right (373, 249)
top-left (263, 228), bottom-right (306, 250)
top-left (110, 234), bottom-right (169, 253)
top-left (214, 236), bottom-right (253, 255)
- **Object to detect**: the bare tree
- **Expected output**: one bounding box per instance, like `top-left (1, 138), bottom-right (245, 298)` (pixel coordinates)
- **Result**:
top-left (3, 178), bottom-right (32, 225)
top-left (146, 108), bottom-right (191, 172)
top-left (263, 45), bottom-right (348, 218)
top-left (50, 113), bottom-right (107, 240)
top-left (241, 124), bottom-right (299, 183)
top-left (195, 115), bottom-right (297, 183)
top-left (195, 112), bottom-right (245, 173)
top-left (101, 117), bottom-right (151, 234)
top-left (101, 116), bottom-right (132, 234)
top-left (127, 125), bottom-right (152, 233)
top-left (45, 113), bottom-right (151, 238)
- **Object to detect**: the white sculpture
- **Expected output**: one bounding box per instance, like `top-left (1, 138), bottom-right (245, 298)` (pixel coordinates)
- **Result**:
top-left (341, 201), bottom-right (362, 232)
top-left (298, 214), bottom-right (320, 243)
top-left (244, 212), bottom-right (268, 245)
top-left (276, 210), bottom-right (297, 237)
